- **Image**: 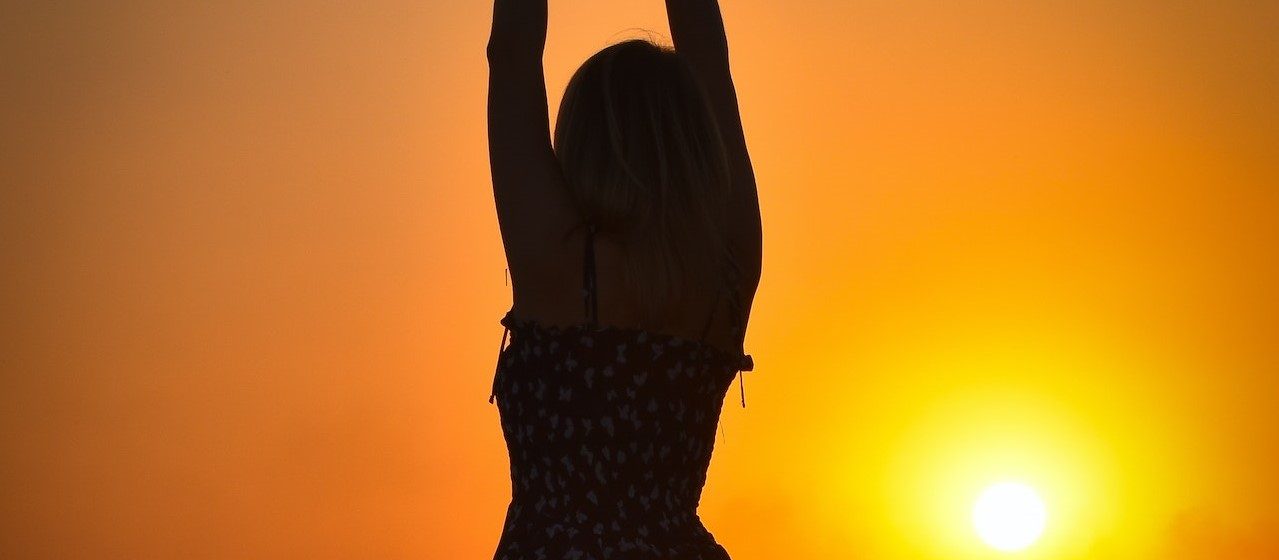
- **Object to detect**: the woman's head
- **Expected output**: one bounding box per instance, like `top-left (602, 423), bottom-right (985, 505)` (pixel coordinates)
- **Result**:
top-left (554, 38), bottom-right (732, 326)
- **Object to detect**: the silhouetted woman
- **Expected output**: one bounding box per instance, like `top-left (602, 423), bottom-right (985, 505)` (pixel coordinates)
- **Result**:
top-left (486, 0), bottom-right (760, 557)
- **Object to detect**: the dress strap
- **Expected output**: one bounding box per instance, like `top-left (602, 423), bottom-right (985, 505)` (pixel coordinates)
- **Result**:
top-left (582, 223), bottom-right (599, 325)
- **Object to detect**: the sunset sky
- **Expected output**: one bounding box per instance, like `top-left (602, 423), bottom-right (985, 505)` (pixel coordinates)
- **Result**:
top-left (3, 1), bottom-right (1277, 558)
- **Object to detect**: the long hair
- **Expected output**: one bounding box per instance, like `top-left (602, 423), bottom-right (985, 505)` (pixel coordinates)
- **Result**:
top-left (553, 38), bottom-right (733, 328)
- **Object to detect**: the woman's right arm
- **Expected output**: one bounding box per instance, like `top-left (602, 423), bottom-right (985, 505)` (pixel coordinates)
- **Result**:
top-left (664, 0), bottom-right (762, 287)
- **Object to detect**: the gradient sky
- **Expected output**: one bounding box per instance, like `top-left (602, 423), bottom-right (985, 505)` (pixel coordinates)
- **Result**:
top-left (3, 1), bottom-right (1277, 559)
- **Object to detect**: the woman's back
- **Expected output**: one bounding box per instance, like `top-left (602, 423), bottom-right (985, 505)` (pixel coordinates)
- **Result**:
top-left (507, 226), bottom-right (751, 357)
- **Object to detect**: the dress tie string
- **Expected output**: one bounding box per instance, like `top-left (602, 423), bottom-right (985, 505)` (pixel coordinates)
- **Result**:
top-left (736, 354), bottom-right (754, 408)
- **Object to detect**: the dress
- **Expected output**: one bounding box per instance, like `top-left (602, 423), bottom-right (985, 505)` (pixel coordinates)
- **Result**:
top-left (488, 225), bottom-right (754, 560)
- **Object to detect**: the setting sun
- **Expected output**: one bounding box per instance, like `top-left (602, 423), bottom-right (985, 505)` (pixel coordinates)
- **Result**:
top-left (972, 482), bottom-right (1048, 552)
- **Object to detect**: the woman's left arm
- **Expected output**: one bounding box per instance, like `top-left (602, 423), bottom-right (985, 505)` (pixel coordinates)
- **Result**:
top-left (487, 0), bottom-right (579, 292)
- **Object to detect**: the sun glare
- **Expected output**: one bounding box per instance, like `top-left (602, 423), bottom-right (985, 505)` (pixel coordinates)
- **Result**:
top-left (972, 482), bottom-right (1048, 552)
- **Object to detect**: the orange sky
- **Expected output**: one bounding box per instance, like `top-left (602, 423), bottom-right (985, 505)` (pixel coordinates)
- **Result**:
top-left (3, 1), bottom-right (1277, 559)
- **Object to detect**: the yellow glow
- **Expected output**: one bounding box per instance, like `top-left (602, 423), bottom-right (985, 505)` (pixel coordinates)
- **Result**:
top-left (972, 482), bottom-right (1048, 552)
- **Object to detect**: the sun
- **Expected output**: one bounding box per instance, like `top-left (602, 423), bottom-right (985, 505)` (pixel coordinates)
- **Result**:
top-left (971, 481), bottom-right (1048, 552)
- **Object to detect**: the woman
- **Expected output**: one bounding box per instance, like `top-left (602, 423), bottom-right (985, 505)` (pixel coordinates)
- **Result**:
top-left (485, 0), bottom-right (761, 557)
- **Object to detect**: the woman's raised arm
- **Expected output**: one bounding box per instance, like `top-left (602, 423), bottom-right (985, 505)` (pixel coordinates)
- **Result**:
top-left (487, 0), bottom-right (580, 294)
top-left (664, 0), bottom-right (762, 286)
